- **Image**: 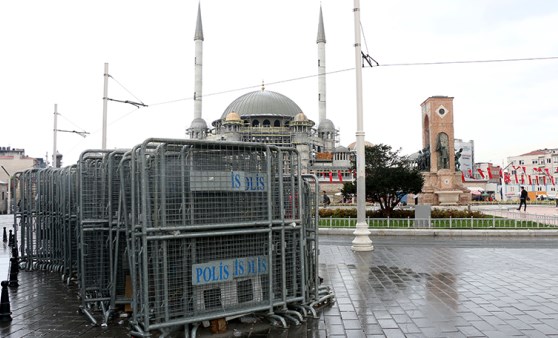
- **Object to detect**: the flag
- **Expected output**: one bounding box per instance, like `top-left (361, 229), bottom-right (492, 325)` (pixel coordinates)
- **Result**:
top-left (552, 176), bottom-right (556, 185)
top-left (337, 170), bottom-right (343, 182)
top-left (329, 171), bottom-right (333, 182)
top-left (522, 166), bottom-right (527, 173)
top-left (499, 168), bottom-right (503, 178)
top-left (535, 176), bottom-right (539, 185)
top-left (487, 168), bottom-right (493, 179)
top-left (504, 173), bottom-right (511, 184)
top-left (514, 172), bottom-right (518, 184)
top-left (528, 175), bottom-right (532, 185)
top-left (322, 172), bottom-right (327, 179)
top-left (545, 168), bottom-right (551, 176)
top-left (468, 169), bottom-right (473, 178)
top-left (521, 174), bottom-right (525, 184)
top-left (461, 171), bottom-right (465, 182)
top-left (477, 168), bottom-right (485, 179)
top-left (504, 172), bottom-right (511, 184)
top-left (543, 176), bottom-right (547, 185)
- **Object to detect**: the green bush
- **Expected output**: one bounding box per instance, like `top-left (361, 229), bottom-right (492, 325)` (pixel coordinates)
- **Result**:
top-left (318, 208), bottom-right (488, 219)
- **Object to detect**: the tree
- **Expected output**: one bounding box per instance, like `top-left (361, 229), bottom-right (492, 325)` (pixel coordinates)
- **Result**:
top-left (345, 144), bottom-right (424, 217)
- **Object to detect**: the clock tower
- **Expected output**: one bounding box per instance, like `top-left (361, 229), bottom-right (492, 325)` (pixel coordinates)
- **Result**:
top-left (419, 96), bottom-right (470, 205)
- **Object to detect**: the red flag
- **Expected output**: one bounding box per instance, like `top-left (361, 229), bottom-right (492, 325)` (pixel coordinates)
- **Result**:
top-left (521, 174), bottom-right (525, 184)
top-left (499, 168), bottom-right (503, 178)
top-left (551, 176), bottom-right (556, 185)
top-left (543, 176), bottom-right (547, 185)
top-left (468, 169), bottom-right (473, 178)
top-left (337, 170), bottom-right (343, 182)
top-left (329, 171), bottom-right (333, 182)
top-left (504, 173), bottom-right (511, 184)
top-left (528, 175), bottom-right (532, 185)
top-left (545, 168), bottom-right (551, 176)
top-left (477, 168), bottom-right (485, 179)
top-left (522, 166), bottom-right (527, 173)
top-left (461, 171), bottom-right (465, 182)
top-left (535, 176), bottom-right (539, 185)
top-left (487, 168), bottom-right (493, 179)
top-left (514, 172), bottom-right (519, 184)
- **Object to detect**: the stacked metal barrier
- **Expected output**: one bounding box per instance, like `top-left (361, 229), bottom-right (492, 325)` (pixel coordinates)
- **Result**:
top-left (11, 138), bottom-right (332, 336)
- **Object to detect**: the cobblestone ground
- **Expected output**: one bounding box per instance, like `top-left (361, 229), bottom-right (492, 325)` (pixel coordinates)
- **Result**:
top-left (2, 212), bottom-right (558, 337)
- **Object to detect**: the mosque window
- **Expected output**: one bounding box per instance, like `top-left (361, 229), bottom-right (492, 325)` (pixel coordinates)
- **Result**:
top-left (274, 120), bottom-right (281, 127)
top-left (252, 120), bottom-right (260, 127)
top-left (263, 120), bottom-right (270, 127)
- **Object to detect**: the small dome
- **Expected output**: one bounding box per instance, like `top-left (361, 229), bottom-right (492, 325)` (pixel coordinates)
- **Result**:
top-left (225, 111), bottom-right (241, 122)
top-left (317, 119), bottom-right (335, 131)
top-left (334, 146), bottom-right (349, 153)
top-left (293, 112), bottom-right (308, 122)
top-left (189, 117), bottom-right (208, 130)
top-left (347, 140), bottom-right (374, 151)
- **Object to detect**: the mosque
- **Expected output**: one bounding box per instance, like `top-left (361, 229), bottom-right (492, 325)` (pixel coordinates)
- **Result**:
top-left (186, 5), bottom-right (354, 189)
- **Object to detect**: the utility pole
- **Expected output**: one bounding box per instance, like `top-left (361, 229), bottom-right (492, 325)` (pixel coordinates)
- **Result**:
top-left (53, 104), bottom-right (58, 168)
top-left (351, 0), bottom-right (373, 251)
top-left (1, 166), bottom-right (10, 214)
top-left (102, 62), bottom-right (109, 150)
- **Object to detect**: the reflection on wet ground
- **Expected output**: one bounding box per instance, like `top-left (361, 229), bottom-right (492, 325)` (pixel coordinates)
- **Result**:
top-left (2, 212), bottom-right (558, 337)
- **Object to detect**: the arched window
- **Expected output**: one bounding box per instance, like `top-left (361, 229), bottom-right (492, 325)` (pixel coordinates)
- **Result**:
top-left (263, 119), bottom-right (270, 127)
top-left (252, 120), bottom-right (260, 127)
top-left (274, 120), bottom-right (281, 127)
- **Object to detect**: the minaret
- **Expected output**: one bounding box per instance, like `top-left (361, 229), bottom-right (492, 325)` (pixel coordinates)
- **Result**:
top-left (187, 3), bottom-right (208, 139)
top-left (316, 6), bottom-right (336, 152)
top-left (317, 6), bottom-right (326, 124)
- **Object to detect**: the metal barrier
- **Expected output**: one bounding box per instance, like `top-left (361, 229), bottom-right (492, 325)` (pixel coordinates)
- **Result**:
top-left (12, 138), bottom-right (332, 335)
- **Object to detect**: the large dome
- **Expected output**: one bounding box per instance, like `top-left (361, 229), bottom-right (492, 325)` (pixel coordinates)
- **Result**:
top-left (220, 90), bottom-right (303, 119)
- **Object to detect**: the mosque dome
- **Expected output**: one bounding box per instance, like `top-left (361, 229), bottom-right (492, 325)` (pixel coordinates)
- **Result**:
top-left (189, 117), bottom-right (208, 129)
top-left (293, 112), bottom-right (308, 122)
top-left (224, 111), bottom-right (241, 122)
top-left (347, 140), bottom-right (374, 151)
top-left (334, 145), bottom-right (349, 153)
top-left (317, 118), bottom-right (335, 132)
top-left (220, 89), bottom-right (303, 119)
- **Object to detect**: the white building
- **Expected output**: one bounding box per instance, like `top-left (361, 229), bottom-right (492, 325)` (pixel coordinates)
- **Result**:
top-left (505, 148), bottom-right (558, 199)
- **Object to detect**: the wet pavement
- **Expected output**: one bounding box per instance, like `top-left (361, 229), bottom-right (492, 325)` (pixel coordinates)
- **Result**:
top-left (1, 207), bottom-right (558, 337)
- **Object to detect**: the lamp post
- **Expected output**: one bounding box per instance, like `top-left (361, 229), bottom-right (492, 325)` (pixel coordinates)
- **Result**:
top-left (351, 0), bottom-right (373, 251)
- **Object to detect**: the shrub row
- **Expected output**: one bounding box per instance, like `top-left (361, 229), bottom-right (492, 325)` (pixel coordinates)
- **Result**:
top-left (318, 208), bottom-right (487, 219)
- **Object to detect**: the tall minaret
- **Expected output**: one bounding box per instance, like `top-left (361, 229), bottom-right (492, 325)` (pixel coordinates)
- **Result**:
top-left (317, 5), bottom-right (326, 124)
top-left (187, 3), bottom-right (208, 139)
top-left (316, 6), bottom-right (336, 151)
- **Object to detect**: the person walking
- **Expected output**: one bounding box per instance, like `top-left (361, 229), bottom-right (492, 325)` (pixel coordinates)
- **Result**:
top-left (517, 186), bottom-right (528, 211)
top-left (322, 191), bottom-right (331, 207)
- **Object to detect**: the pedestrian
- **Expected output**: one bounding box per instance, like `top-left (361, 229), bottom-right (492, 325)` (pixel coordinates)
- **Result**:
top-left (322, 191), bottom-right (330, 207)
top-left (517, 186), bottom-right (528, 211)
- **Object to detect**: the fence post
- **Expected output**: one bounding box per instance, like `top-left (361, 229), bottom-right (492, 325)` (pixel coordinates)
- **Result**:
top-left (449, 216), bottom-right (452, 229)
top-left (387, 217), bottom-right (390, 228)
top-left (471, 216), bottom-right (473, 229)
top-left (408, 216), bottom-right (410, 228)
top-left (329, 216), bottom-right (332, 228)
top-left (492, 215), bottom-right (495, 228)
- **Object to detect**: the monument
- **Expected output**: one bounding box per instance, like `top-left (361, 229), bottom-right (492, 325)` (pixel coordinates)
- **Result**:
top-left (417, 96), bottom-right (471, 205)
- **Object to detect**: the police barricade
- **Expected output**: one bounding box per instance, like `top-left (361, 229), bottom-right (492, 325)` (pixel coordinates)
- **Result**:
top-left (78, 149), bottom-right (123, 325)
top-left (120, 139), bottom-right (323, 337)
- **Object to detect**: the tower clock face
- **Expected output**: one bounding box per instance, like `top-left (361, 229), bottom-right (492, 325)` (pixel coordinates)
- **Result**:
top-left (439, 108), bottom-right (445, 115)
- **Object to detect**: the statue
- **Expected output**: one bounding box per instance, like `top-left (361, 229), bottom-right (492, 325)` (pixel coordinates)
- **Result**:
top-left (423, 146), bottom-right (430, 171)
top-left (455, 148), bottom-right (463, 171)
top-left (436, 133), bottom-right (449, 169)
top-left (416, 150), bottom-right (424, 170)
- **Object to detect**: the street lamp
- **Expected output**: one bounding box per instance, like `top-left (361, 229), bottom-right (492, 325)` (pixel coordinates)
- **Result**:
top-left (351, 0), bottom-right (373, 251)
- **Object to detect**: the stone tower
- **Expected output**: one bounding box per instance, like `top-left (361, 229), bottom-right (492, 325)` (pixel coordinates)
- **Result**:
top-left (419, 96), bottom-right (470, 205)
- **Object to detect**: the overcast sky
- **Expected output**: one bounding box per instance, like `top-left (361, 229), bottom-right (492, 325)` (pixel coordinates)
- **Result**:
top-left (1, 0), bottom-right (557, 166)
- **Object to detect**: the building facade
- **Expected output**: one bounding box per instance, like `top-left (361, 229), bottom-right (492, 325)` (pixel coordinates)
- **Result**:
top-left (505, 148), bottom-right (558, 199)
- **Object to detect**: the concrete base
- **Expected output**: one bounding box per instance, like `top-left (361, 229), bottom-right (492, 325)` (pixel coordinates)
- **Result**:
top-left (435, 190), bottom-right (461, 205)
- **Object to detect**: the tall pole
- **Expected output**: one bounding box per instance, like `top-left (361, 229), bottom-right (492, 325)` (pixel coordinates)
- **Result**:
top-left (102, 62), bottom-right (109, 149)
top-left (352, 0), bottom-right (373, 251)
top-left (53, 104), bottom-right (58, 168)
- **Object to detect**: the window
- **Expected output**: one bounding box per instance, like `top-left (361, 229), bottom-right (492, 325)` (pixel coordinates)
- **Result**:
top-left (518, 160), bottom-right (525, 165)
top-left (547, 158), bottom-right (552, 164)
top-left (532, 159), bottom-right (538, 164)
top-left (274, 120), bottom-right (280, 127)
top-left (252, 120), bottom-right (260, 127)
top-left (263, 120), bottom-right (270, 127)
